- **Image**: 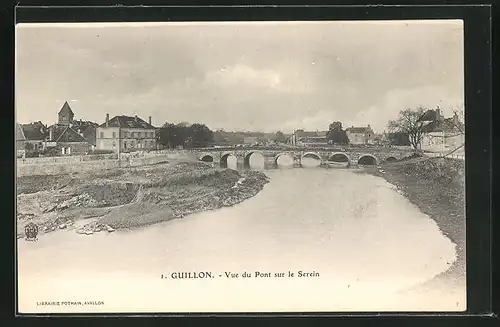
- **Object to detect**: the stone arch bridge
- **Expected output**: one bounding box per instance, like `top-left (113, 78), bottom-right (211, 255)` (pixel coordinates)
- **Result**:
top-left (192, 147), bottom-right (415, 169)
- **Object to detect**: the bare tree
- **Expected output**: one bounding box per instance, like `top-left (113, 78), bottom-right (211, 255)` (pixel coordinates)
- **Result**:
top-left (450, 104), bottom-right (465, 135)
top-left (387, 106), bottom-right (427, 150)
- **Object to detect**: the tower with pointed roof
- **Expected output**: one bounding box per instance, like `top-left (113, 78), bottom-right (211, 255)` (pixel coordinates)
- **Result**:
top-left (58, 101), bottom-right (74, 125)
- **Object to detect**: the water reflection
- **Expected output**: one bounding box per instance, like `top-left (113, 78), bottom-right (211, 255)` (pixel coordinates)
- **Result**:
top-left (301, 157), bottom-right (321, 168)
top-left (225, 155), bottom-right (237, 170)
top-left (276, 154), bottom-right (294, 168)
top-left (247, 153), bottom-right (265, 170)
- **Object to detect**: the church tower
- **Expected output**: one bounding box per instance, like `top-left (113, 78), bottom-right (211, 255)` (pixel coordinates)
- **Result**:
top-left (58, 101), bottom-right (74, 125)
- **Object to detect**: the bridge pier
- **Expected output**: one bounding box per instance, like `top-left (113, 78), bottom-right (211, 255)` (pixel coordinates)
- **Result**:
top-left (236, 155), bottom-right (245, 171)
top-left (293, 157), bottom-right (302, 168)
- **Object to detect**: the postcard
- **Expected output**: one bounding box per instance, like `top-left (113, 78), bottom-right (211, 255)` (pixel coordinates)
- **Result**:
top-left (16, 19), bottom-right (466, 313)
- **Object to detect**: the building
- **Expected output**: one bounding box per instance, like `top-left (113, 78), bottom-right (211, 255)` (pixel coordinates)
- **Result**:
top-left (20, 121), bottom-right (48, 154)
top-left (418, 108), bottom-right (464, 153)
top-left (373, 131), bottom-right (391, 146)
top-left (55, 101), bottom-right (98, 145)
top-left (72, 119), bottom-right (99, 146)
top-left (288, 130), bottom-right (329, 147)
top-left (96, 114), bottom-right (157, 152)
top-left (16, 123), bottom-right (26, 158)
top-left (58, 101), bottom-right (75, 125)
top-left (44, 124), bottom-right (93, 156)
top-left (19, 102), bottom-right (96, 156)
top-left (345, 125), bottom-right (374, 145)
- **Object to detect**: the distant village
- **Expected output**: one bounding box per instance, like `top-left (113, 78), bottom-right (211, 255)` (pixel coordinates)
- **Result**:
top-left (16, 101), bottom-right (464, 158)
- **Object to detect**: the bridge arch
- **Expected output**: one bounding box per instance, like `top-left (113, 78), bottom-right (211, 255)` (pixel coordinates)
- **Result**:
top-left (384, 156), bottom-right (397, 163)
top-left (301, 152), bottom-right (323, 167)
top-left (328, 152), bottom-right (351, 163)
top-left (274, 152), bottom-right (295, 166)
top-left (199, 154), bottom-right (214, 163)
top-left (220, 152), bottom-right (237, 168)
top-left (357, 154), bottom-right (378, 166)
top-left (244, 150), bottom-right (265, 169)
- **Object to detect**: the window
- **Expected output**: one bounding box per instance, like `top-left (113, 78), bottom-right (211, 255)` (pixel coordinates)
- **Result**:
top-left (100, 132), bottom-right (104, 138)
top-left (124, 141), bottom-right (127, 149)
top-left (131, 132), bottom-right (135, 138)
top-left (112, 132), bottom-right (116, 138)
top-left (138, 132), bottom-right (142, 138)
top-left (112, 141), bottom-right (116, 148)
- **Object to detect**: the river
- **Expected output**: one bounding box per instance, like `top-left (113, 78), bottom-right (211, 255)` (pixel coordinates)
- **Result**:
top-left (17, 156), bottom-right (466, 313)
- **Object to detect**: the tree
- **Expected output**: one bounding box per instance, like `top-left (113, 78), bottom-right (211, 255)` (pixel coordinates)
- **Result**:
top-left (387, 132), bottom-right (410, 146)
top-left (273, 131), bottom-right (287, 143)
top-left (326, 121), bottom-right (349, 145)
top-left (388, 107), bottom-right (427, 150)
top-left (188, 123), bottom-right (214, 148)
top-left (159, 122), bottom-right (214, 149)
top-left (159, 122), bottom-right (189, 148)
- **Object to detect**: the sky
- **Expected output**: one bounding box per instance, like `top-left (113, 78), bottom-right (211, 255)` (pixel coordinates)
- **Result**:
top-left (15, 20), bottom-right (464, 134)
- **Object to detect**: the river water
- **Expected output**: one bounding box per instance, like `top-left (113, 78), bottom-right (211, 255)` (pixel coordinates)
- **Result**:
top-left (17, 155), bottom-right (466, 313)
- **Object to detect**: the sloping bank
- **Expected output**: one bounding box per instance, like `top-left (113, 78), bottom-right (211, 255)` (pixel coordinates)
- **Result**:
top-left (16, 161), bottom-right (270, 237)
top-left (374, 157), bottom-right (466, 281)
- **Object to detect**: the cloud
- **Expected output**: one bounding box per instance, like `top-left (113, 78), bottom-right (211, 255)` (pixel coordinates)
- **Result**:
top-left (15, 21), bottom-right (464, 134)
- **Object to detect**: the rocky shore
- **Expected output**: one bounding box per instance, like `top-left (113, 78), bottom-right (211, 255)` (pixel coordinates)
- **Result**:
top-left (17, 161), bottom-right (270, 237)
top-left (375, 157), bottom-right (466, 281)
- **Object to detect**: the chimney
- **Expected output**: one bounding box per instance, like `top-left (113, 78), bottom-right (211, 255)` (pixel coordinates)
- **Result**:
top-left (49, 127), bottom-right (53, 141)
top-left (149, 116), bottom-right (152, 125)
top-left (106, 113), bottom-right (109, 127)
top-left (135, 115), bottom-right (138, 123)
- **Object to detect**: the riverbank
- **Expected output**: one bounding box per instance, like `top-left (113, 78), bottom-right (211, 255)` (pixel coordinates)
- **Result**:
top-left (374, 157), bottom-right (466, 282)
top-left (17, 161), bottom-right (270, 237)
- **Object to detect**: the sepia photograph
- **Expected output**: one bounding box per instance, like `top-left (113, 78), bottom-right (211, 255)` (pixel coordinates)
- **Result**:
top-left (15, 19), bottom-right (466, 313)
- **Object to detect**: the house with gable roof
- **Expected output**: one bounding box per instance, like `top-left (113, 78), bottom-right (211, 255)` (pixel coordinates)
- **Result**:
top-left (345, 125), bottom-right (375, 145)
top-left (418, 108), bottom-right (464, 153)
top-left (45, 124), bottom-right (93, 155)
top-left (96, 113), bottom-right (157, 152)
top-left (19, 121), bottom-right (49, 155)
top-left (42, 101), bottom-right (95, 155)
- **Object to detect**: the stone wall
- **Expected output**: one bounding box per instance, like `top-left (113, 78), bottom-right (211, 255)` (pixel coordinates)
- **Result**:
top-left (16, 151), bottom-right (199, 177)
top-left (17, 160), bottom-right (121, 177)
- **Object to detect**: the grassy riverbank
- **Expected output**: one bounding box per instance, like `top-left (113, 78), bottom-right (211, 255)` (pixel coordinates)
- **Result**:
top-left (375, 157), bottom-right (466, 281)
top-left (16, 161), bottom-right (270, 236)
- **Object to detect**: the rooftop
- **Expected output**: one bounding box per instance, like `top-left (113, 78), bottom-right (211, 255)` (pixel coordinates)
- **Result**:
top-left (346, 126), bottom-right (373, 134)
top-left (21, 122), bottom-right (47, 141)
top-left (58, 101), bottom-right (74, 116)
top-left (99, 115), bottom-right (156, 129)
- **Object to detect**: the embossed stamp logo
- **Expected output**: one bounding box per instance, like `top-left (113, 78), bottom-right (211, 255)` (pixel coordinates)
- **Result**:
top-left (24, 222), bottom-right (39, 242)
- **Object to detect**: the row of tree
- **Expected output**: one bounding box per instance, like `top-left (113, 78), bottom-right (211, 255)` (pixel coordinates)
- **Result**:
top-left (157, 105), bottom-right (464, 150)
top-left (158, 122), bottom-right (214, 149)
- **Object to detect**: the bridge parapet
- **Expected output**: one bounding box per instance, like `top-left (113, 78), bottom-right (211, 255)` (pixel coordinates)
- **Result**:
top-left (192, 146), bottom-right (416, 167)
